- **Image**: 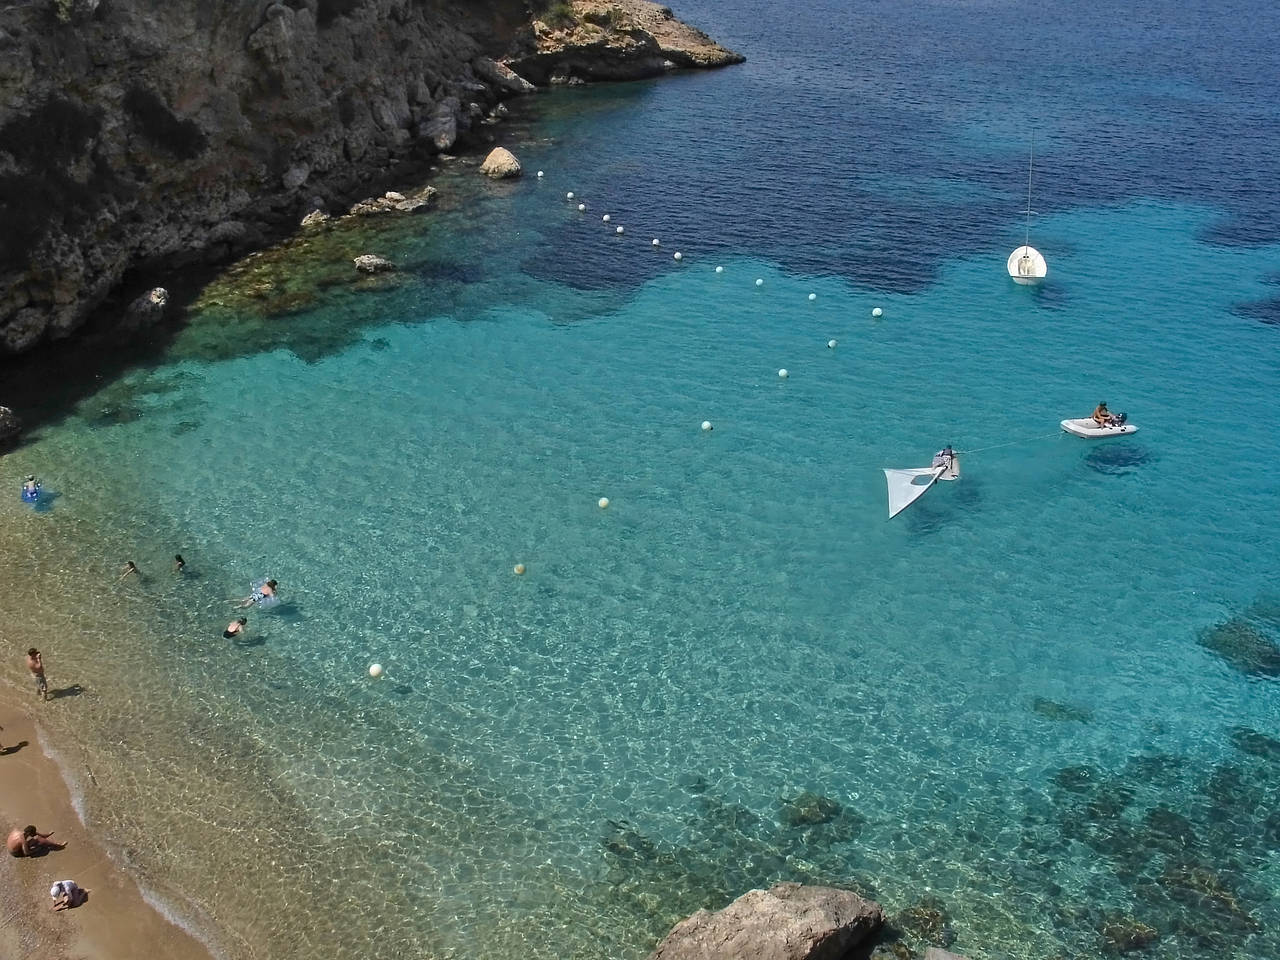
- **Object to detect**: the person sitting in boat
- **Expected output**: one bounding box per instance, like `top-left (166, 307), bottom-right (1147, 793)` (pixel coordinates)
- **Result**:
top-left (931, 445), bottom-right (955, 469)
top-left (1092, 402), bottom-right (1119, 427)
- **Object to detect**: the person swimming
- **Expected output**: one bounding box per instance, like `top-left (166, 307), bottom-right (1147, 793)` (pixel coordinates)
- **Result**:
top-left (174, 554), bottom-right (186, 573)
top-left (236, 579), bottom-right (278, 608)
top-left (118, 561), bottom-right (139, 582)
top-left (223, 617), bottom-right (247, 639)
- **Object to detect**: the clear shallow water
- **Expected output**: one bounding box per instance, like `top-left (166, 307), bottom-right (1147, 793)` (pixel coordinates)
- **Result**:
top-left (4, 1), bottom-right (1280, 958)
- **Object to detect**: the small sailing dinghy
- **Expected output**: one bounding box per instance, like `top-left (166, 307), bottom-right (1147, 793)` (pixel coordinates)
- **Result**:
top-left (884, 449), bottom-right (960, 519)
top-left (1061, 418), bottom-right (1138, 438)
top-left (1008, 138), bottom-right (1047, 284)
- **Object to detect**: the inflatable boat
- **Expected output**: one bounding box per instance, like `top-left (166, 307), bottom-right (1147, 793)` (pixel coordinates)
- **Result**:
top-left (1061, 418), bottom-right (1139, 438)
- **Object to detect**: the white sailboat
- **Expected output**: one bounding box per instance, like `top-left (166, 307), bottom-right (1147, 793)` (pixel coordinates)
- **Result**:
top-left (884, 449), bottom-right (960, 519)
top-left (1007, 137), bottom-right (1047, 284)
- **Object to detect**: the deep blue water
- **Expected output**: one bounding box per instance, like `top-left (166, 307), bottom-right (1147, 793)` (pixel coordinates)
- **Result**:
top-left (4, 1), bottom-right (1280, 958)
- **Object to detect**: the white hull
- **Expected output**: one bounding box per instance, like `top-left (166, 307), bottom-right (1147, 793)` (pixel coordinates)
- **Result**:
top-left (1061, 418), bottom-right (1139, 438)
top-left (1007, 245), bottom-right (1047, 283)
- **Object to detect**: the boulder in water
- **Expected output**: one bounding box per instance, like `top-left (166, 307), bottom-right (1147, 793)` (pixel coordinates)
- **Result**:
top-left (479, 147), bottom-right (522, 179)
top-left (353, 255), bottom-right (394, 274)
top-left (1199, 617), bottom-right (1280, 677)
top-left (648, 882), bottom-right (884, 960)
top-left (0, 405), bottom-right (21, 445)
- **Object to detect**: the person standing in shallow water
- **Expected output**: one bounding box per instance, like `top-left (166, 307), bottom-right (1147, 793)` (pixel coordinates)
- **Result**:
top-left (26, 648), bottom-right (48, 702)
top-left (118, 560), bottom-right (139, 582)
top-left (173, 554), bottom-right (186, 573)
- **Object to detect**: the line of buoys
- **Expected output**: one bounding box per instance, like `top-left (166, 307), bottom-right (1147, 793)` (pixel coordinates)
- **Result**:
top-left (673, 252), bottom-right (683, 261)
top-left (578, 203), bottom-right (586, 212)
top-left (566, 191), bottom-right (574, 200)
top-left (755, 278), bottom-right (764, 287)
top-left (616, 226), bottom-right (624, 234)
top-left (598, 497), bottom-right (610, 509)
top-left (652, 238), bottom-right (660, 247)
top-left (827, 339), bottom-right (838, 349)
top-left (537, 171), bottom-right (544, 178)
top-left (701, 420), bottom-right (714, 432)
top-left (808, 293), bottom-right (817, 301)
top-left (513, 563), bottom-right (526, 575)
top-left (715, 266), bottom-right (724, 274)
top-left (872, 307), bottom-right (883, 318)
top-left (778, 368), bottom-right (789, 378)
top-left (369, 663), bottom-right (384, 678)
top-left (602, 214), bottom-right (611, 223)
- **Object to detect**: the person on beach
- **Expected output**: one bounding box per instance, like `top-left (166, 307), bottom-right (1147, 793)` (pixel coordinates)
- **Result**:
top-left (223, 617), bottom-right (247, 639)
top-left (174, 554), bottom-right (186, 573)
top-left (26, 648), bottom-right (48, 702)
top-left (50, 879), bottom-right (85, 911)
top-left (7, 825), bottom-right (65, 857)
top-left (118, 560), bottom-right (139, 582)
top-left (236, 579), bottom-right (278, 608)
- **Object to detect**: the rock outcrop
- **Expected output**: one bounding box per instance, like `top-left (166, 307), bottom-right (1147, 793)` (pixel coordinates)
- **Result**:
top-left (0, 404), bottom-right (21, 445)
top-left (0, 0), bottom-right (741, 357)
top-left (649, 883), bottom-right (885, 960)
top-left (353, 255), bottom-right (394, 274)
top-left (479, 146), bottom-right (522, 178)
top-left (509, 0), bottom-right (745, 84)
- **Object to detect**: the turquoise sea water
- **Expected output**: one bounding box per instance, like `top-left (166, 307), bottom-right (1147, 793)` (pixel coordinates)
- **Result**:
top-left (5, 1), bottom-right (1280, 958)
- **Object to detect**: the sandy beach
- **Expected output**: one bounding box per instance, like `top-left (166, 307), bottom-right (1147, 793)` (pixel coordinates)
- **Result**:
top-left (0, 697), bottom-right (213, 960)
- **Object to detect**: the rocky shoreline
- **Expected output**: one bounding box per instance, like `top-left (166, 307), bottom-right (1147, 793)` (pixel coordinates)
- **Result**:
top-left (0, 0), bottom-right (742, 357)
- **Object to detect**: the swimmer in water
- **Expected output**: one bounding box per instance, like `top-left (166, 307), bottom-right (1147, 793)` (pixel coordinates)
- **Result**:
top-left (236, 579), bottom-right (278, 608)
top-left (223, 617), bottom-right (247, 639)
top-left (118, 561), bottom-right (139, 582)
top-left (173, 554), bottom-right (186, 573)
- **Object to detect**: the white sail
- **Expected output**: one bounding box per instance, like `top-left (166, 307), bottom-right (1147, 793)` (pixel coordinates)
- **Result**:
top-left (884, 466), bottom-right (946, 519)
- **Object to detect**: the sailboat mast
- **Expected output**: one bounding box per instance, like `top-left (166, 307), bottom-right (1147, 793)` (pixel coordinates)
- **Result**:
top-left (1024, 134), bottom-right (1034, 249)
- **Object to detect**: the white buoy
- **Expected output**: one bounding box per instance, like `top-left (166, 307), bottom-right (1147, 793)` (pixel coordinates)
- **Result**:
top-left (755, 278), bottom-right (764, 287)
top-left (616, 226), bottom-right (624, 234)
top-left (701, 420), bottom-right (713, 432)
top-left (513, 563), bottom-right (526, 576)
top-left (537, 171), bottom-right (544, 179)
top-left (602, 214), bottom-right (611, 223)
top-left (652, 239), bottom-right (660, 247)
top-left (577, 203), bottom-right (586, 212)
top-left (808, 293), bottom-right (817, 301)
top-left (598, 497), bottom-right (610, 509)
top-left (715, 266), bottom-right (724, 274)
top-left (872, 307), bottom-right (883, 318)
top-left (673, 252), bottom-right (683, 261)
top-left (827, 339), bottom-right (838, 349)
top-left (369, 663), bottom-right (384, 678)
top-left (778, 368), bottom-right (789, 378)
top-left (566, 192), bottom-right (574, 200)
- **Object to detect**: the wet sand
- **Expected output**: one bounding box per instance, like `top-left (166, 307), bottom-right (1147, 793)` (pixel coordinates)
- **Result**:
top-left (0, 698), bottom-right (213, 960)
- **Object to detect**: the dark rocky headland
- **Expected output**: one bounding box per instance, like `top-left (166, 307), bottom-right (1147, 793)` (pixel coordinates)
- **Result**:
top-left (0, 0), bottom-right (742, 357)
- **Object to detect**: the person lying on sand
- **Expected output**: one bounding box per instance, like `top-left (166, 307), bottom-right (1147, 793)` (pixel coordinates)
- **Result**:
top-left (7, 825), bottom-right (66, 857)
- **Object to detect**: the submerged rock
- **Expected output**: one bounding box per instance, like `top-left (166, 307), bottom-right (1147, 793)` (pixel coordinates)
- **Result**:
top-left (1032, 697), bottom-right (1094, 723)
top-left (649, 882), bottom-right (884, 960)
top-left (353, 255), bottom-right (394, 274)
top-left (1199, 617), bottom-right (1280, 677)
top-left (1228, 726), bottom-right (1280, 761)
top-left (123, 287), bottom-right (168, 327)
top-left (780, 791), bottom-right (843, 827)
top-left (479, 146), bottom-right (522, 178)
top-left (1099, 914), bottom-right (1160, 953)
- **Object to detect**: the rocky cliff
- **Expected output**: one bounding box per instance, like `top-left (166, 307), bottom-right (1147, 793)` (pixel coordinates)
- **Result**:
top-left (0, 0), bottom-right (741, 356)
